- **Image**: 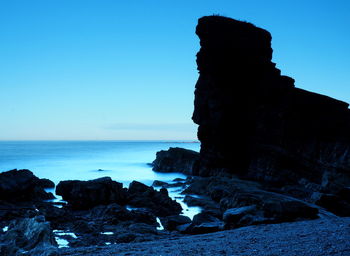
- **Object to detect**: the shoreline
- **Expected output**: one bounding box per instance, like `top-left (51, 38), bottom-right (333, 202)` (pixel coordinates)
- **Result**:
top-left (58, 216), bottom-right (350, 256)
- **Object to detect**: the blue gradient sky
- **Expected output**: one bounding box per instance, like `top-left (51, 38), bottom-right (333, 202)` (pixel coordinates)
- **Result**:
top-left (1, 0), bottom-right (349, 140)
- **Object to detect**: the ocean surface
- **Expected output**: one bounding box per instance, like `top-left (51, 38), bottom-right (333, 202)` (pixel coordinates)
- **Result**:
top-left (0, 140), bottom-right (201, 217)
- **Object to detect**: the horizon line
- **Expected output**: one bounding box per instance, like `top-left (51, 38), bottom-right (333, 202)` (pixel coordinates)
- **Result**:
top-left (0, 139), bottom-right (200, 142)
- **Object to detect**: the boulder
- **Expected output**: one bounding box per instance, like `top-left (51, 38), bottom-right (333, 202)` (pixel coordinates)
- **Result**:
top-left (37, 178), bottom-right (55, 188)
top-left (159, 215), bottom-right (191, 231)
top-left (0, 169), bottom-right (55, 202)
top-left (192, 212), bottom-right (221, 225)
top-left (128, 223), bottom-right (158, 234)
top-left (128, 181), bottom-right (150, 194)
top-left (178, 212), bottom-right (224, 235)
top-left (223, 205), bottom-right (257, 223)
top-left (152, 147), bottom-right (199, 175)
top-left (0, 216), bottom-right (57, 254)
top-left (152, 180), bottom-right (169, 187)
top-left (56, 177), bottom-right (127, 210)
top-left (184, 195), bottom-right (221, 214)
top-left (127, 181), bottom-right (182, 217)
top-left (130, 208), bottom-right (158, 225)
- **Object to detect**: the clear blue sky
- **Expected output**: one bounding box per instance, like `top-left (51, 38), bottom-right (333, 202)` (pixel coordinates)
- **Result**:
top-left (1, 0), bottom-right (349, 140)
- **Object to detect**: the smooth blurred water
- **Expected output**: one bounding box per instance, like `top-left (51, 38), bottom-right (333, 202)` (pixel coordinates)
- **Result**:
top-left (0, 140), bottom-right (201, 218)
top-left (0, 141), bottom-right (200, 185)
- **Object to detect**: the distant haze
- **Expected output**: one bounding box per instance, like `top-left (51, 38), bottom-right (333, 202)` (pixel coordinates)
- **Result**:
top-left (0, 0), bottom-right (349, 140)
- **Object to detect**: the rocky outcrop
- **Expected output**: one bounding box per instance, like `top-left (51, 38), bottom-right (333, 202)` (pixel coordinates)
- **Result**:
top-left (159, 215), bottom-right (191, 231)
top-left (56, 178), bottom-right (182, 216)
top-left (0, 169), bottom-right (55, 202)
top-left (0, 216), bottom-right (58, 255)
top-left (192, 16), bottom-right (350, 200)
top-left (127, 181), bottom-right (182, 217)
top-left (0, 176), bottom-right (184, 249)
top-left (152, 147), bottom-right (199, 175)
top-left (56, 177), bottom-right (128, 210)
top-left (182, 176), bottom-right (318, 227)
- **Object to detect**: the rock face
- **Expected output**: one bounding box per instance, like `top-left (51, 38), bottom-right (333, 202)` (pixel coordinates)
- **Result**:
top-left (193, 16), bottom-right (350, 198)
top-left (182, 176), bottom-right (318, 227)
top-left (0, 169), bottom-right (55, 202)
top-left (152, 147), bottom-right (199, 175)
top-left (56, 177), bottom-right (128, 210)
top-left (128, 181), bottom-right (182, 217)
top-left (0, 216), bottom-right (58, 255)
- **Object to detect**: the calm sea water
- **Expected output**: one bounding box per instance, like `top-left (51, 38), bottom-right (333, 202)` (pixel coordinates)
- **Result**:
top-left (0, 140), bottom-right (202, 230)
top-left (0, 141), bottom-right (200, 186)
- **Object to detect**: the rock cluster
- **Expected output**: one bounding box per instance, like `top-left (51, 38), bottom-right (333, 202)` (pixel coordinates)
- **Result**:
top-left (56, 178), bottom-right (182, 216)
top-left (0, 170), bottom-right (184, 250)
top-left (192, 16), bottom-right (350, 204)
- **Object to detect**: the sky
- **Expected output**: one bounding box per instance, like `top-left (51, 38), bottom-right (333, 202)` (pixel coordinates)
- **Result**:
top-left (0, 0), bottom-right (349, 140)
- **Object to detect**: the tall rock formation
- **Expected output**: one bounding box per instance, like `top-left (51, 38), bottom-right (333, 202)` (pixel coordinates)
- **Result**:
top-left (193, 16), bottom-right (350, 198)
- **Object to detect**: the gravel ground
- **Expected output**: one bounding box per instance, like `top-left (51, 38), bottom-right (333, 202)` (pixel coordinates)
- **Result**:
top-left (59, 215), bottom-right (350, 256)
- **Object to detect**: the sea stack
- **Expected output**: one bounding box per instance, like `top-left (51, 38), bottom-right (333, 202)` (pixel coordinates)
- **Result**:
top-left (193, 16), bottom-right (350, 197)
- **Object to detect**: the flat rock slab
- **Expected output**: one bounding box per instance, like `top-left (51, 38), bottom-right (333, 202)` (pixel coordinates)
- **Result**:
top-left (58, 216), bottom-right (350, 256)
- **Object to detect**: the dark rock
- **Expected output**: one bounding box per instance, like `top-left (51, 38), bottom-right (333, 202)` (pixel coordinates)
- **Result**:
top-left (160, 215), bottom-right (191, 231)
top-left (85, 203), bottom-right (134, 227)
top-left (128, 181), bottom-right (150, 194)
top-left (223, 205), bottom-right (257, 223)
top-left (176, 223), bottom-right (192, 233)
top-left (37, 178), bottom-right (55, 189)
top-left (27, 247), bottom-right (59, 256)
top-left (0, 169), bottom-right (55, 202)
top-left (0, 244), bottom-right (19, 256)
top-left (192, 212), bottom-right (221, 225)
top-left (0, 216), bottom-right (57, 253)
top-left (262, 199), bottom-right (318, 221)
top-left (0, 201), bottom-right (39, 223)
top-left (36, 202), bottom-right (74, 229)
top-left (152, 179), bottom-right (186, 190)
top-left (173, 178), bottom-right (186, 182)
top-left (192, 15), bottom-right (350, 199)
top-left (210, 186), bottom-right (232, 202)
top-left (130, 208), bottom-right (157, 225)
top-left (183, 176), bottom-right (318, 226)
top-left (178, 212), bottom-right (224, 235)
top-left (128, 223), bottom-right (158, 234)
top-left (338, 187), bottom-right (350, 199)
top-left (72, 220), bottom-right (97, 234)
top-left (152, 147), bottom-right (199, 175)
top-left (127, 181), bottom-right (182, 217)
top-left (184, 195), bottom-right (220, 213)
top-left (163, 182), bottom-right (186, 189)
top-left (189, 222), bottom-right (224, 234)
top-left (316, 191), bottom-right (350, 217)
top-left (152, 180), bottom-right (169, 187)
top-left (56, 177), bottom-right (127, 210)
top-left (115, 232), bottom-right (137, 243)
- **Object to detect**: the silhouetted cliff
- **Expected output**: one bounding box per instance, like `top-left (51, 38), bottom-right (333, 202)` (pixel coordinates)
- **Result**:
top-left (193, 16), bottom-right (350, 199)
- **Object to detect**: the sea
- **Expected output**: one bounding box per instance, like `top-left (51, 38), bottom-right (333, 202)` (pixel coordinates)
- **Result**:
top-left (0, 140), bottom-right (201, 218)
